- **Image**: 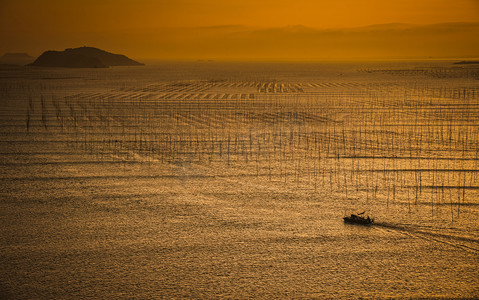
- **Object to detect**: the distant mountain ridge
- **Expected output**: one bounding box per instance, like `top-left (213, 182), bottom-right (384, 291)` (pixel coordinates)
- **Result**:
top-left (131, 22), bottom-right (479, 60)
top-left (29, 47), bottom-right (144, 68)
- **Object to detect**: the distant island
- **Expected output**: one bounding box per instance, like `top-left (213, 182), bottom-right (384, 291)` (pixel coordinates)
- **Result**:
top-left (29, 47), bottom-right (144, 68)
top-left (454, 61), bottom-right (479, 65)
top-left (0, 53), bottom-right (35, 66)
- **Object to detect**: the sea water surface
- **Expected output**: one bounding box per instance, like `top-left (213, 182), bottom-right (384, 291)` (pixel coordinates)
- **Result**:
top-left (0, 61), bottom-right (478, 298)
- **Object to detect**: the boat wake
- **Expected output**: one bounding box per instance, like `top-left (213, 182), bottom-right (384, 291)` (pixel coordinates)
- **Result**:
top-left (374, 222), bottom-right (479, 253)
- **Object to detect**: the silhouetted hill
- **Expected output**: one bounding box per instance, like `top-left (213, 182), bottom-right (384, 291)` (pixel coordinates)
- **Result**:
top-left (30, 47), bottom-right (144, 68)
top-left (454, 61), bottom-right (479, 65)
top-left (0, 53), bottom-right (34, 65)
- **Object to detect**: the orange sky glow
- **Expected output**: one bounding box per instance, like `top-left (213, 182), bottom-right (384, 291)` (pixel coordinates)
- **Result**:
top-left (1, 0), bottom-right (478, 60)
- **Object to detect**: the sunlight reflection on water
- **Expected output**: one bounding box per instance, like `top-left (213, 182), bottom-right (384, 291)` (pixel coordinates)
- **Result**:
top-left (0, 61), bottom-right (478, 298)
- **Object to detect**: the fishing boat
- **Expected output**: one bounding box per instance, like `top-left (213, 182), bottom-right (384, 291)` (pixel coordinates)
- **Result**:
top-left (343, 211), bottom-right (374, 225)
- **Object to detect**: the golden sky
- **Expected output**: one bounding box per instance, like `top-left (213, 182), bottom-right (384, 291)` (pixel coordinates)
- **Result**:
top-left (1, 0), bottom-right (478, 59)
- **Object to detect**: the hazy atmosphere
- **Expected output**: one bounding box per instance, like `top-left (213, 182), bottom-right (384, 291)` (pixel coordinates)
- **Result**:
top-left (1, 0), bottom-right (478, 60)
top-left (1, 1), bottom-right (479, 299)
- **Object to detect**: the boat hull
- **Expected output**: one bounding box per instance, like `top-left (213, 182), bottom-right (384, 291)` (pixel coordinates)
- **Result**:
top-left (343, 216), bottom-right (373, 225)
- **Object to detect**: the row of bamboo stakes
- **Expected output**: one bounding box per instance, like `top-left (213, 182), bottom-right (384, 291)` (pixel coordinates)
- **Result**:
top-left (23, 82), bottom-right (479, 222)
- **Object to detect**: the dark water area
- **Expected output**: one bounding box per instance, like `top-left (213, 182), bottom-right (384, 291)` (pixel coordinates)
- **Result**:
top-left (1, 61), bottom-right (478, 298)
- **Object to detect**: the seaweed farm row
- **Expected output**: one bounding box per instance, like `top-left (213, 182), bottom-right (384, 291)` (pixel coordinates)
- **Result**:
top-left (13, 76), bottom-right (479, 225)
